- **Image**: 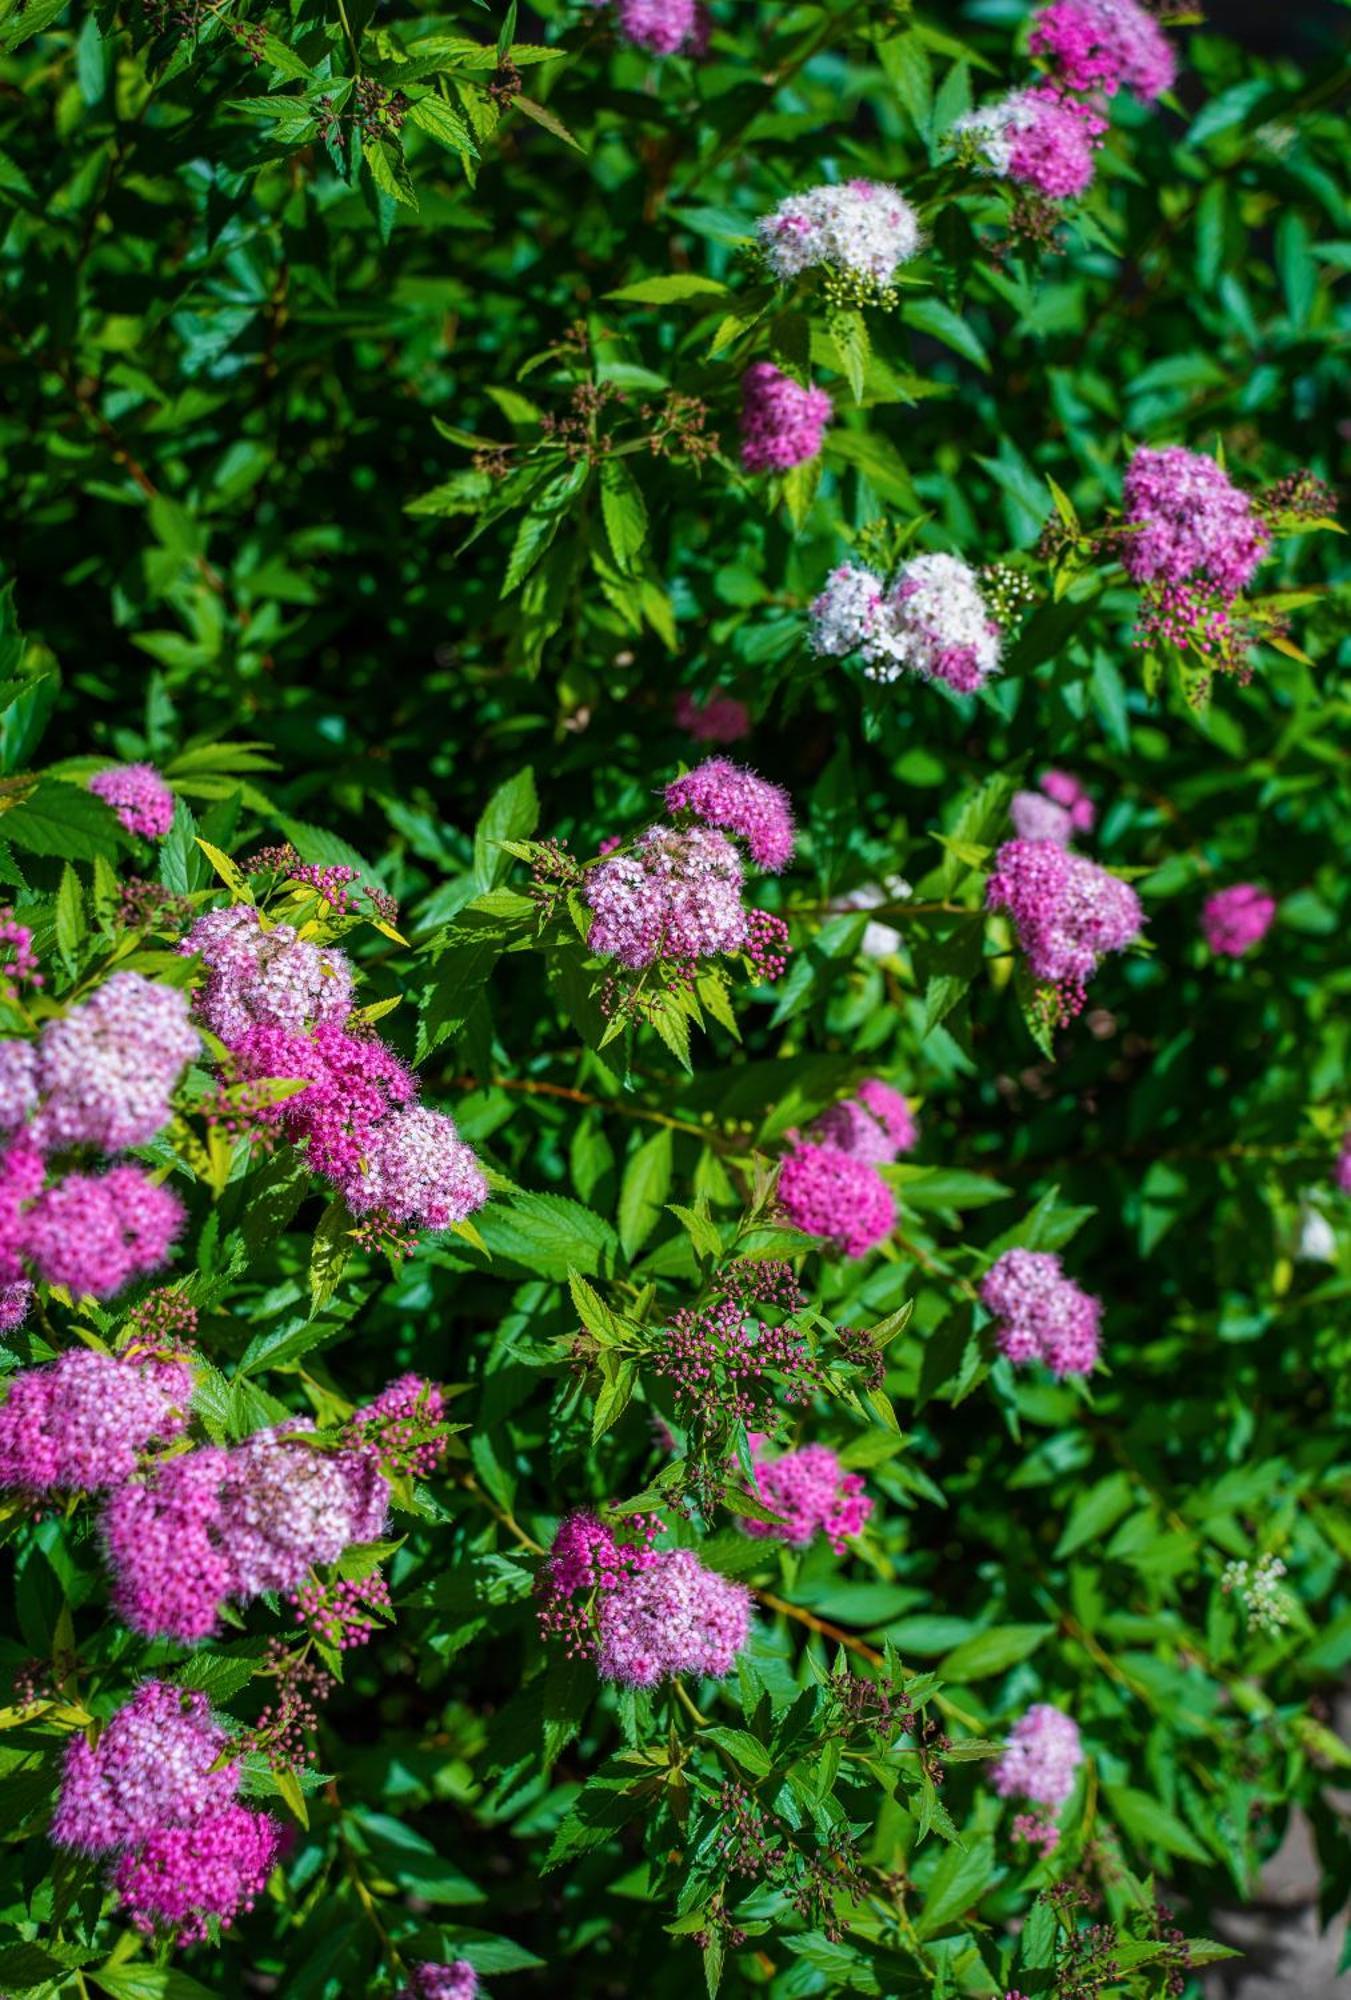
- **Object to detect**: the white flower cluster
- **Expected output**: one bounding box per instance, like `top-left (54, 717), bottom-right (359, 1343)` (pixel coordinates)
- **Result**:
top-left (758, 179), bottom-right (921, 286)
top-left (1221, 1553), bottom-right (1293, 1636)
top-left (951, 95), bottom-right (1034, 178)
top-left (809, 552), bottom-right (1002, 694)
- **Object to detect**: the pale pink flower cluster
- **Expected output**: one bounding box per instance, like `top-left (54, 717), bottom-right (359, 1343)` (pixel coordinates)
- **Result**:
top-left (539, 1511), bottom-right (750, 1686)
top-left (1030, 0), bottom-right (1177, 101)
top-left (51, 1681), bottom-right (281, 1945)
top-left (89, 763), bottom-right (176, 839)
top-left (586, 825), bottom-right (749, 969)
top-left (0, 1347), bottom-right (193, 1494)
top-left (980, 1248), bottom-right (1101, 1377)
top-left (614, 0), bottom-right (705, 58)
top-left (183, 903), bottom-right (353, 1043)
top-left (742, 1438), bottom-right (873, 1554)
top-left (187, 904), bottom-right (486, 1236)
top-left (13, 972), bottom-right (199, 1153)
top-left (812, 1077), bottom-right (918, 1164)
top-left (778, 1142), bottom-right (896, 1260)
top-left (993, 1703), bottom-right (1084, 1808)
top-left (758, 179), bottom-right (921, 287)
top-left (1010, 769), bottom-right (1096, 847)
top-left (1202, 884), bottom-right (1276, 960)
top-left (986, 838), bottom-right (1143, 1017)
top-left (953, 87), bottom-right (1106, 200)
top-left (674, 689), bottom-right (751, 745)
top-left (809, 553), bottom-right (1002, 694)
top-left (102, 1415), bottom-right (391, 1641)
top-left (1121, 444), bottom-right (1270, 658)
top-left (664, 757), bottom-right (796, 872)
top-left (398, 1965), bottom-right (478, 2000)
top-left (739, 363), bottom-right (832, 474)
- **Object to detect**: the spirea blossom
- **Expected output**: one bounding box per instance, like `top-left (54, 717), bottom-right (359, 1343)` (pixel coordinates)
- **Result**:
top-left (0, 1280), bottom-right (30, 1332)
top-left (0, 1140), bottom-right (45, 1286)
top-left (112, 1803), bottom-right (282, 1944)
top-left (810, 553), bottom-right (1002, 693)
top-left (344, 1105), bottom-right (489, 1231)
top-left (742, 1440), bottom-right (873, 1554)
top-left (778, 1142), bottom-right (895, 1259)
top-left (1202, 884), bottom-right (1276, 959)
top-left (32, 973), bottom-right (198, 1153)
top-left (23, 1167), bottom-right (185, 1300)
top-left (0, 911), bottom-right (41, 1000)
top-left (664, 758), bottom-right (796, 872)
top-left (980, 1248), bottom-right (1102, 1377)
top-left (1122, 445), bottom-right (1270, 660)
top-left (654, 1261), bottom-right (819, 1441)
top-left (0, 1041), bottom-right (38, 1139)
top-left (0, 1347), bottom-right (193, 1494)
top-left (102, 1424), bottom-right (388, 1640)
top-left (986, 838), bottom-right (1143, 1017)
top-left (89, 763), bottom-right (176, 839)
top-left (51, 1683), bottom-right (237, 1854)
top-left (1030, 0), bottom-right (1177, 101)
top-left (614, 0), bottom-right (699, 57)
top-left (739, 364), bottom-right (832, 474)
top-left (182, 904), bottom-right (353, 1044)
top-left (674, 690), bottom-right (751, 744)
top-left (232, 1021), bottom-right (415, 1182)
top-left (353, 1373), bottom-right (448, 1479)
top-left (1337, 1133), bottom-right (1351, 1196)
top-left (596, 1548), bottom-right (751, 1687)
top-left (585, 824), bottom-right (749, 969)
top-left (812, 1078), bottom-right (917, 1164)
top-left (992, 1704), bottom-right (1084, 1808)
top-left (537, 1510), bottom-right (666, 1658)
top-left (1011, 769), bottom-right (1096, 846)
top-left (1041, 770), bottom-right (1097, 832)
top-left (758, 179), bottom-right (921, 288)
top-left (953, 87), bottom-right (1106, 200)
top-left (398, 1962), bottom-right (479, 2000)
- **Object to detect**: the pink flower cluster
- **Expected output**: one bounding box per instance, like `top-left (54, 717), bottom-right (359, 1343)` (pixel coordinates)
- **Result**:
top-left (1121, 444), bottom-right (1270, 659)
top-left (0, 1346), bottom-right (193, 1494)
top-left (1030, 0), bottom-right (1177, 101)
top-left (955, 88), bottom-right (1106, 200)
top-left (742, 1438), bottom-right (873, 1554)
top-left (986, 838), bottom-right (1143, 1018)
top-left (89, 763), bottom-right (176, 839)
top-left (186, 904), bottom-right (487, 1236)
top-left (739, 363), bottom-right (832, 474)
top-left (0, 909), bottom-right (40, 1000)
top-left (1337, 1133), bottom-right (1351, 1197)
top-left (1202, 884), bottom-right (1276, 959)
top-left (539, 1511), bottom-right (751, 1686)
top-left (778, 1142), bottom-right (896, 1260)
top-left (812, 1077), bottom-right (918, 1164)
top-left (664, 757), bottom-right (796, 873)
top-left (51, 1681), bottom-right (281, 1944)
top-left (8, 971), bottom-right (200, 1154)
top-left (993, 1703), bottom-right (1084, 1808)
top-left (585, 826), bottom-right (750, 970)
top-left (980, 1248), bottom-right (1101, 1377)
top-left (674, 690), bottom-right (750, 745)
top-left (1010, 770), bottom-right (1096, 847)
top-left (352, 1372), bottom-right (448, 1480)
top-left (0, 1137), bottom-right (185, 1310)
top-left (614, 0), bottom-right (705, 58)
top-left (102, 1410), bottom-right (393, 1641)
top-left (398, 1965), bottom-right (478, 2000)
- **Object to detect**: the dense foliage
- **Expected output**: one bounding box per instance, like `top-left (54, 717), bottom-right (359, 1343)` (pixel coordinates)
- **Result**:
top-left (0, 0), bottom-right (1347, 1996)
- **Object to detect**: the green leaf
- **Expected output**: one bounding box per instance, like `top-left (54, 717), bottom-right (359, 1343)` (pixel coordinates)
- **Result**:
top-left (511, 94), bottom-right (586, 152)
top-left (913, 1834), bottom-right (995, 1938)
top-left (309, 1197), bottom-right (354, 1315)
top-left (618, 1127), bottom-right (673, 1262)
top-left (472, 768), bottom-right (538, 891)
top-left (0, 780), bottom-right (123, 862)
top-left (1105, 1785), bottom-right (1211, 1864)
top-left (605, 274), bottom-right (729, 304)
top-left (600, 459), bottom-right (649, 572)
top-left (938, 1623), bottom-right (1054, 1681)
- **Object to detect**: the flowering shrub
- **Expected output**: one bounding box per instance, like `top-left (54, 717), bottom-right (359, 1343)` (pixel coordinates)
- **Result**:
top-left (0, 0), bottom-right (1346, 1997)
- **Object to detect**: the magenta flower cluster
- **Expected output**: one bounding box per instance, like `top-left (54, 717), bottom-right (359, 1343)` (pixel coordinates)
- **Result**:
top-left (398, 1965), bottom-right (479, 2000)
top-left (0, 908), bottom-right (41, 1000)
top-left (102, 1412), bottom-right (390, 1642)
top-left (51, 1681), bottom-right (281, 1944)
top-left (742, 1438), bottom-right (873, 1554)
top-left (1121, 443), bottom-right (1270, 659)
top-left (186, 904), bottom-right (487, 1236)
top-left (1202, 883), bottom-right (1276, 960)
top-left (1011, 769), bottom-right (1096, 847)
top-left (993, 1702), bottom-right (1085, 1809)
top-left (1030, 0), bottom-right (1177, 102)
top-left (986, 838), bottom-right (1143, 1019)
top-left (812, 1077), bottom-right (918, 1165)
top-left (89, 763), bottom-right (176, 839)
top-left (980, 1248), bottom-right (1102, 1377)
top-left (614, 0), bottom-right (704, 58)
top-left (538, 1510), bottom-right (751, 1686)
top-left (674, 689), bottom-right (750, 745)
top-left (664, 757), bottom-right (796, 872)
top-left (778, 1142), bottom-right (896, 1260)
top-left (0, 1346), bottom-right (193, 1495)
top-left (739, 363), bottom-right (832, 474)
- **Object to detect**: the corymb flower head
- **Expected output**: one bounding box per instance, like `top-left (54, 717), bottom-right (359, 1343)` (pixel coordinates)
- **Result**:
top-left (1010, 771), bottom-right (1095, 847)
top-left (1030, 0), bottom-right (1178, 101)
top-left (741, 1438), bottom-right (873, 1554)
top-left (809, 553), bottom-right (1002, 694)
top-left (31, 972), bottom-right (198, 1154)
top-left (664, 757), bottom-right (796, 873)
top-left (812, 1077), bottom-right (918, 1164)
top-left (614, 0), bottom-right (701, 58)
top-left (993, 1703), bottom-right (1084, 1808)
top-left (51, 1682), bottom-right (237, 1854)
top-left (986, 838), bottom-right (1143, 1020)
top-left (397, 1965), bottom-right (479, 2000)
top-left (777, 1141), bottom-right (896, 1260)
top-left (585, 824), bottom-right (749, 970)
top-left (952, 87), bottom-right (1106, 201)
top-left (980, 1247), bottom-right (1101, 1377)
top-left (89, 763), bottom-right (176, 840)
top-left (182, 903), bottom-right (353, 1045)
top-left (0, 1346), bottom-right (194, 1496)
top-left (739, 363), bottom-right (832, 474)
top-left (758, 179), bottom-right (921, 304)
top-left (1202, 883), bottom-right (1276, 959)
top-left (674, 689), bottom-right (751, 745)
